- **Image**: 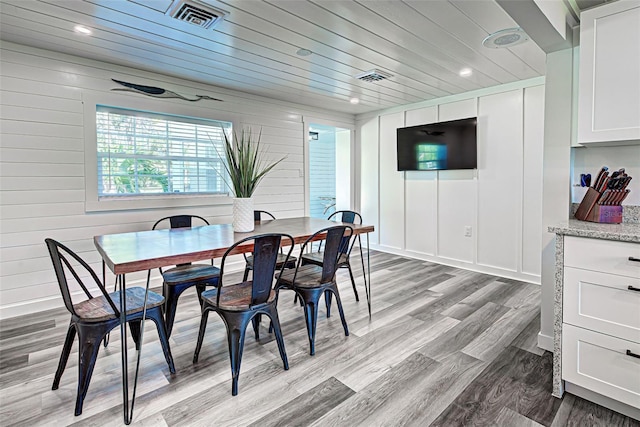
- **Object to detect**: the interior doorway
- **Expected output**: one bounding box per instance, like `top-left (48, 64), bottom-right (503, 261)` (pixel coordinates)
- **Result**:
top-left (308, 123), bottom-right (351, 219)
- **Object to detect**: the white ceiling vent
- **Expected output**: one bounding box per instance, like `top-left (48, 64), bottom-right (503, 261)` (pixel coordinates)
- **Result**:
top-left (354, 69), bottom-right (393, 83)
top-left (166, 0), bottom-right (228, 30)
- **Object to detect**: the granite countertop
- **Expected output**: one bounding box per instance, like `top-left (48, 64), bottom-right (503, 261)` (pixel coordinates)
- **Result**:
top-left (549, 219), bottom-right (640, 243)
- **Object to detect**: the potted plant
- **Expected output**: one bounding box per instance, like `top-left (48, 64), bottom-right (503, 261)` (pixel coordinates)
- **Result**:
top-left (220, 127), bottom-right (286, 232)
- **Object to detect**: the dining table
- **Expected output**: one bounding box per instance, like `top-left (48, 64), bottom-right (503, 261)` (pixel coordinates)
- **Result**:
top-left (93, 216), bottom-right (374, 424)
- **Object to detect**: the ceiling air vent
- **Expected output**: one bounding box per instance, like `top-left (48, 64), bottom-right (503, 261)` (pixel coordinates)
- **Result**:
top-left (166, 0), bottom-right (228, 30)
top-left (354, 69), bottom-right (393, 83)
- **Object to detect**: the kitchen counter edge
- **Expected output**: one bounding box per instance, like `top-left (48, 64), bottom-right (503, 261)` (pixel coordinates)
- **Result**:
top-left (548, 220), bottom-right (640, 243)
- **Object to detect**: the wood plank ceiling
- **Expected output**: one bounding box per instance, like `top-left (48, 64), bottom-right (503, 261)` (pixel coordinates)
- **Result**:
top-left (0, 0), bottom-right (548, 114)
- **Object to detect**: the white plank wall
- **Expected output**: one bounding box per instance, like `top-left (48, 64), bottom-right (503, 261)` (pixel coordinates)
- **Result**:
top-left (378, 112), bottom-right (405, 250)
top-left (358, 80), bottom-right (545, 284)
top-left (0, 42), bottom-right (353, 319)
top-left (404, 107), bottom-right (438, 257)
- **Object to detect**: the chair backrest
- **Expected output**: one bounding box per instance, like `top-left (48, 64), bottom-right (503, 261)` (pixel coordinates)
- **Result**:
top-left (327, 210), bottom-right (362, 255)
top-left (220, 233), bottom-right (295, 307)
top-left (152, 215), bottom-right (211, 269)
top-left (254, 210), bottom-right (276, 221)
top-left (45, 238), bottom-right (120, 319)
top-left (297, 225), bottom-right (353, 283)
top-left (152, 214), bottom-right (209, 230)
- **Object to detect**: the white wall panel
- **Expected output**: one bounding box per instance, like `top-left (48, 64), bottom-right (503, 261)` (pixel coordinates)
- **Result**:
top-left (477, 90), bottom-right (523, 271)
top-left (437, 99), bottom-right (477, 263)
top-left (358, 117), bottom-right (379, 244)
top-left (404, 106), bottom-right (438, 256)
top-left (0, 43), bottom-right (353, 319)
top-left (522, 85), bottom-right (545, 276)
top-left (378, 112), bottom-right (405, 250)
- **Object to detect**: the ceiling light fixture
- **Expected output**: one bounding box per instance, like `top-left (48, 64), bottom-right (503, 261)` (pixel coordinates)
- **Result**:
top-left (296, 48), bottom-right (312, 56)
top-left (350, 98), bottom-right (360, 104)
top-left (459, 68), bottom-right (473, 77)
top-left (482, 28), bottom-right (529, 49)
top-left (74, 25), bottom-right (92, 35)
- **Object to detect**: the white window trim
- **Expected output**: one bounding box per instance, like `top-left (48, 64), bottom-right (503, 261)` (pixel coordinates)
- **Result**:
top-left (83, 90), bottom-right (239, 212)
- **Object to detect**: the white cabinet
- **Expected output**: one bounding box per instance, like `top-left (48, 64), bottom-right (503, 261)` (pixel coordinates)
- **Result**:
top-left (577, 0), bottom-right (640, 145)
top-left (561, 236), bottom-right (640, 409)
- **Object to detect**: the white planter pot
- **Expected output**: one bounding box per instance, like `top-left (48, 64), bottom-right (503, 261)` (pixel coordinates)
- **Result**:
top-left (233, 197), bottom-right (254, 232)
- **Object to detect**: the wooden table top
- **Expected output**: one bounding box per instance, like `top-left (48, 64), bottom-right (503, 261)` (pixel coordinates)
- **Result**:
top-left (94, 217), bottom-right (374, 275)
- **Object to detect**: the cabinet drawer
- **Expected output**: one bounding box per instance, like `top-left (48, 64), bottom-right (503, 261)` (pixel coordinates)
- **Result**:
top-left (564, 236), bottom-right (640, 278)
top-left (564, 267), bottom-right (640, 343)
top-left (562, 324), bottom-right (640, 409)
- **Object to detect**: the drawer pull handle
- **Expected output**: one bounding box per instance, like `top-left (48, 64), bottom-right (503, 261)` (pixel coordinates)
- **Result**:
top-left (628, 286), bottom-right (640, 292)
top-left (630, 257), bottom-right (640, 263)
top-left (626, 350), bottom-right (640, 359)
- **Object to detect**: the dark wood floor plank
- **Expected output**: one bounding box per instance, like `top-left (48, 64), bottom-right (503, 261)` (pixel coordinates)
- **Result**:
top-left (550, 393), bottom-right (640, 427)
top-left (247, 377), bottom-right (354, 427)
top-left (511, 312), bottom-right (546, 356)
top-left (430, 346), bottom-right (561, 427)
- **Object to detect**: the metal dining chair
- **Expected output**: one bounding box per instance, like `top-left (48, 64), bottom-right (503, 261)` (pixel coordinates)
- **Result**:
top-left (45, 238), bottom-right (175, 416)
top-left (242, 210), bottom-right (297, 281)
top-left (193, 232), bottom-right (294, 395)
top-left (276, 225), bottom-right (352, 355)
top-left (152, 215), bottom-right (220, 337)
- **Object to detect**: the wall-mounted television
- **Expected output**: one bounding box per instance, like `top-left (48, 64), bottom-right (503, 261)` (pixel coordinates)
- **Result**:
top-left (396, 117), bottom-right (477, 171)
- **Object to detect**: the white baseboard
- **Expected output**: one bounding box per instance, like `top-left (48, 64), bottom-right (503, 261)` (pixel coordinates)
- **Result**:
top-left (537, 332), bottom-right (554, 352)
top-left (367, 243), bottom-right (541, 285)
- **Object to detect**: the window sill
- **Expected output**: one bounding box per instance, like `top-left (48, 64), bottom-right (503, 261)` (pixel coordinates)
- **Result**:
top-left (85, 194), bottom-right (232, 213)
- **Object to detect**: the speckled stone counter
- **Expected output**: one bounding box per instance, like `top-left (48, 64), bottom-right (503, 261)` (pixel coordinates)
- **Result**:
top-left (549, 219), bottom-right (640, 243)
top-left (548, 220), bottom-right (640, 399)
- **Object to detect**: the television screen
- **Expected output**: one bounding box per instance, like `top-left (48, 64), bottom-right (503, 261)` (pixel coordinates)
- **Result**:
top-left (396, 117), bottom-right (477, 171)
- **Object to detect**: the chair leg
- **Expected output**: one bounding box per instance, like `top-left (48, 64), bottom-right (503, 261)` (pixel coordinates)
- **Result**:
top-left (146, 308), bottom-right (176, 374)
top-left (346, 263), bottom-right (359, 302)
top-left (195, 284), bottom-right (206, 308)
top-left (242, 267), bottom-right (251, 282)
top-left (324, 290), bottom-right (333, 318)
top-left (265, 306), bottom-right (288, 370)
top-left (52, 323), bottom-right (76, 390)
top-left (163, 285), bottom-right (183, 339)
top-left (75, 323), bottom-right (111, 416)
top-left (300, 289), bottom-right (323, 356)
top-left (220, 311), bottom-right (251, 396)
top-left (330, 286), bottom-right (349, 337)
top-left (252, 314), bottom-right (261, 340)
top-left (193, 308), bottom-right (210, 363)
top-left (129, 320), bottom-right (141, 351)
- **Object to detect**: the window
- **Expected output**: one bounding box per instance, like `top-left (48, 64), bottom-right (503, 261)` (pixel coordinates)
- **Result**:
top-left (96, 106), bottom-right (231, 198)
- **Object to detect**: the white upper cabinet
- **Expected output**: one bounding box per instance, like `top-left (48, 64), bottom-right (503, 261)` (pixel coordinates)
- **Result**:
top-left (577, 0), bottom-right (640, 145)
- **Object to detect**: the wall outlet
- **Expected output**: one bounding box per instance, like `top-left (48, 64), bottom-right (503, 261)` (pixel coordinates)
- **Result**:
top-left (464, 226), bottom-right (472, 237)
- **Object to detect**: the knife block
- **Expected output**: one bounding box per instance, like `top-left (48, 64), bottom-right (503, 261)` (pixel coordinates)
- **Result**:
top-left (575, 187), bottom-right (622, 223)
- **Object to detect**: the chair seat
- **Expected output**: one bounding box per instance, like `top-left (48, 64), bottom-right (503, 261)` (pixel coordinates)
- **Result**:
top-left (245, 253), bottom-right (297, 269)
top-left (162, 264), bottom-right (220, 286)
top-left (201, 282), bottom-right (276, 311)
top-left (300, 252), bottom-right (349, 266)
top-left (73, 287), bottom-right (165, 322)
top-left (277, 264), bottom-right (334, 289)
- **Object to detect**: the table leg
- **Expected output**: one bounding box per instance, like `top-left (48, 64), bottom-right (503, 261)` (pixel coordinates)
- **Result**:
top-left (120, 270), bottom-right (152, 425)
top-left (358, 233), bottom-right (372, 318)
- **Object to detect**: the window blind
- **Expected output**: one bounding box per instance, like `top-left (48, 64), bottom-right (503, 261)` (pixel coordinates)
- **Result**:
top-left (96, 106), bottom-right (231, 197)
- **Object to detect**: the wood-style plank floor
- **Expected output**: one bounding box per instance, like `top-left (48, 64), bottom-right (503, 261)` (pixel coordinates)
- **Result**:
top-left (1, 251), bottom-right (638, 426)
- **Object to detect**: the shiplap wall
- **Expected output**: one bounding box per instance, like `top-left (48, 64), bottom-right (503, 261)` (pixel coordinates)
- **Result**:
top-left (357, 79), bottom-right (545, 283)
top-left (0, 41), bottom-right (353, 319)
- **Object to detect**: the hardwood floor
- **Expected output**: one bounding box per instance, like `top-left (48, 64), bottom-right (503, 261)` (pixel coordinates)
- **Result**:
top-left (1, 251), bottom-right (637, 426)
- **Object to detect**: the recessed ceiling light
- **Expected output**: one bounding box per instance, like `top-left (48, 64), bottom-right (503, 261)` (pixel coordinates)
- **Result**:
top-left (482, 28), bottom-right (529, 49)
top-left (296, 48), bottom-right (312, 56)
top-left (74, 25), bottom-right (92, 35)
top-left (350, 98), bottom-right (360, 104)
top-left (459, 68), bottom-right (473, 77)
